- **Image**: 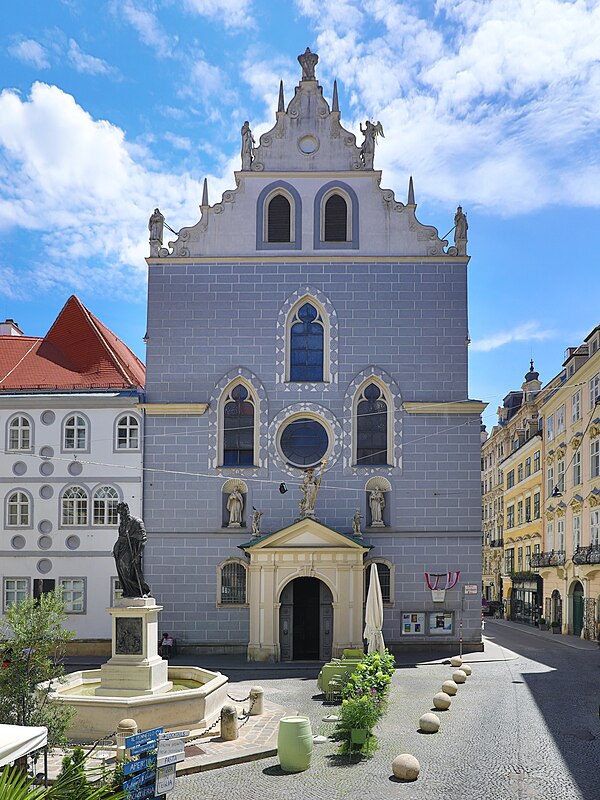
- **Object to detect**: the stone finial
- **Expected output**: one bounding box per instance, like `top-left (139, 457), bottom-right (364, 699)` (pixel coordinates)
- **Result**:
top-left (453, 206), bottom-right (468, 255)
top-left (332, 80), bottom-right (339, 113)
top-left (407, 175), bottom-right (415, 205)
top-left (298, 47), bottom-right (319, 81)
top-left (201, 178), bottom-right (209, 208)
top-left (278, 80), bottom-right (285, 112)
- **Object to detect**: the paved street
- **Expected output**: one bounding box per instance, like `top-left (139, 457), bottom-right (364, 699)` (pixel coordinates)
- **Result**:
top-left (170, 623), bottom-right (600, 800)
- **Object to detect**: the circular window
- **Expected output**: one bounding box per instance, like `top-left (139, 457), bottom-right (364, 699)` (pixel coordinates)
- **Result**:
top-left (12, 461), bottom-right (27, 476)
top-left (11, 535), bottom-right (26, 550)
top-left (40, 462), bottom-right (54, 476)
top-left (66, 535), bottom-right (80, 550)
top-left (41, 410), bottom-right (55, 425)
top-left (38, 536), bottom-right (52, 550)
top-left (40, 485), bottom-right (54, 499)
top-left (38, 520), bottom-right (52, 534)
top-left (37, 558), bottom-right (52, 574)
top-left (68, 461), bottom-right (83, 476)
top-left (298, 135), bottom-right (319, 154)
top-left (280, 417), bottom-right (329, 467)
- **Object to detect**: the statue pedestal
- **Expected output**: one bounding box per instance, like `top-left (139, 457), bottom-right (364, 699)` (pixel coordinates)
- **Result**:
top-left (95, 597), bottom-right (172, 697)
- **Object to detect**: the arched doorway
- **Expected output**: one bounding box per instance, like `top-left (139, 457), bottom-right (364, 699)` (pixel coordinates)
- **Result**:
top-left (551, 589), bottom-right (562, 628)
top-left (279, 577), bottom-right (333, 661)
top-left (572, 581), bottom-right (584, 636)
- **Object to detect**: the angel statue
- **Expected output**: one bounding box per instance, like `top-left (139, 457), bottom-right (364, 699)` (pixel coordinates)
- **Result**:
top-left (359, 120), bottom-right (384, 169)
top-left (298, 462), bottom-right (325, 518)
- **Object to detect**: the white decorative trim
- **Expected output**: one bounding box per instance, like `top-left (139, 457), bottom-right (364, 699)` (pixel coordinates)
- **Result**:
top-left (268, 402), bottom-right (343, 477)
top-left (275, 286), bottom-right (338, 390)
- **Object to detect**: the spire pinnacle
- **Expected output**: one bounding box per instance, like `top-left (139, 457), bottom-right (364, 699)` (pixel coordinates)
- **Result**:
top-left (201, 177), bottom-right (209, 207)
top-left (278, 80), bottom-right (285, 112)
top-left (407, 175), bottom-right (415, 205)
top-left (332, 80), bottom-right (339, 112)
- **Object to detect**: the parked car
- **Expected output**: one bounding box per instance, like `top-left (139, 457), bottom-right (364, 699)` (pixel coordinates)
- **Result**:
top-left (482, 600), bottom-right (503, 618)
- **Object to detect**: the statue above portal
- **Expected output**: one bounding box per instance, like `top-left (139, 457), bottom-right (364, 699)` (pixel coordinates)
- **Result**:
top-left (298, 47), bottom-right (318, 81)
top-left (299, 463), bottom-right (324, 518)
top-left (359, 120), bottom-right (384, 169)
top-left (113, 503), bottom-right (151, 598)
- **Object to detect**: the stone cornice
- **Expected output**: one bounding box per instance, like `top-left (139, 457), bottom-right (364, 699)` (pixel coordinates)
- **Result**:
top-left (402, 400), bottom-right (487, 415)
top-left (147, 255), bottom-right (470, 265)
top-left (140, 403), bottom-right (209, 415)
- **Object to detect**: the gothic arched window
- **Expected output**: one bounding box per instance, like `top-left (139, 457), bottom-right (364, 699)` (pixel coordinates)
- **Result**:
top-left (324, 194), bottom-right (347, 241)
top-left (356, 383), bottom-right (389, 465)
top-left (222, 384), bottom-right (255, 466)
top-left (290, 303), bottom-right (324, 382)
top-left (267, 194), bottom-right (291, 242)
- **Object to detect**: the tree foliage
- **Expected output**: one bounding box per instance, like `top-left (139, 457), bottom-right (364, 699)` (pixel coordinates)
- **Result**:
top-left (0, 589), bottom-right (75, 748)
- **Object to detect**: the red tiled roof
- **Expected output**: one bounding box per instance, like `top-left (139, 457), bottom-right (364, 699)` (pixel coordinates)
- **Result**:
top-left (0, 295), bottom-right (145, 392)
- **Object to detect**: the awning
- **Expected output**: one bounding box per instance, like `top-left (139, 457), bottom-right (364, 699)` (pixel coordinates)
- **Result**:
top-left (0, 724), bottom-right (48, 767)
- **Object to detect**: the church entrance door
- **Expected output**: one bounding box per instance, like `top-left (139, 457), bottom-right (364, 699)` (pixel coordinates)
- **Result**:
top-left (279, 577), bottom-right (333, 661)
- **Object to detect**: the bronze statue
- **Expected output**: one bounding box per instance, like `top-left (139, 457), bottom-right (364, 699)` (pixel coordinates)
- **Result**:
top-left (113, 502), bottom-right (150, 598)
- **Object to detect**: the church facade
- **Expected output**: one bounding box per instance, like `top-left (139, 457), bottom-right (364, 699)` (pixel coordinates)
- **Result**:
top-left (143, 49), bottom-right (485, 660)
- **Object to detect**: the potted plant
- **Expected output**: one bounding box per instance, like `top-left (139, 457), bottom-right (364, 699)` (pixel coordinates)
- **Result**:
top-left (337, 695), bottom-right (381, 754)
top-left (551, 620), bottom-right (561, 633)
top-left (538, 617), bottom-right (549, 631)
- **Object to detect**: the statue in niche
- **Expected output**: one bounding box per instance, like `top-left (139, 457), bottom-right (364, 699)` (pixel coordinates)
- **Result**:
top-left (298, 47), bottom-right (319, 80)
top-left (454, 206), bottom-right (468, 255)
top-left (359, 120), bottom-right (384, 169)
top-left (251, 507), bottom-right (263, 537)
top-left (113, 503), bottom-right (151, 598)
top-left (227, 488), bottom-right (244, 527)
top-left (148, 208), bottom-right (164, 243)
top-left (240, 121), bottom-right (255, 170)
top-left (299, 464), bottom-right (324, 518)
top-left (352, 509), bottom-right (363, 537)
top-left (369, 488), bottom-right (386, 527)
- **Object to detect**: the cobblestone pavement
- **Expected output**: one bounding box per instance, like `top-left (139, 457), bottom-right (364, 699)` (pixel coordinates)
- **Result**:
top-left (170, 623), bottom-right (600, 800)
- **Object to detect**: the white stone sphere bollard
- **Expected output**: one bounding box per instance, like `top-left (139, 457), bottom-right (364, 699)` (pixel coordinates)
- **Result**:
top-left (392, 753), bottom-right (420, 781)
top-left (442, 680), bottom-right (458, 696)
top-left (433, 691), bottom-right (452, 710)
top-left (419, 712), bottom-right (441, 733)
top-left (453, 669), bottom-right (467, 684)
top-left (461, 664), bottom-right (472, 676)
top-left (450, 656), bottom-right (463, 667)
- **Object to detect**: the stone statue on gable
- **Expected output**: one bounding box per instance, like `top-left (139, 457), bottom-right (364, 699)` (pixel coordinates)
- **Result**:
top-left (454, 206), bottom-right (468, 255)
top-left (352, 509), bottom-right (363, 537)
top-left (148, 208), bottom-right (164, 254)
top-left (359, 120), bottom-right (384, 169)
top-left (251, 507), bottom-right (263, 537)
top-left (240, 121), bottom-right (255, 170)
top-left (298, 47), bottom-right (319, 81)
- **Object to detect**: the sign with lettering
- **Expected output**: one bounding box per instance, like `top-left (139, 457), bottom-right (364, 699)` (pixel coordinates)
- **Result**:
top-left (129, 741), bottom-right (158, 757)
top-left (123, 771), bottom-right (155, 792)
top-left (156, 751), bottom-right (186, 768)
top-left (157, 738), bottom-right (185, 758)
top-left (123, 755), bottom-right (156, 776)
top-left (158, 730), bottom-right (190, 740)
top-left (126, 783), bottom-right (158, 800)
top-left (464, 584), bottom-right (479, 595)
top-left (155, 763), bottom-right (176, 794)
top-left (125, 727), bottom-right (164, 749)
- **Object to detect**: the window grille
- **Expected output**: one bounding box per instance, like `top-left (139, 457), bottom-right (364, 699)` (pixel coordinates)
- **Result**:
top-left (220, 562), bottom-right (246, 604)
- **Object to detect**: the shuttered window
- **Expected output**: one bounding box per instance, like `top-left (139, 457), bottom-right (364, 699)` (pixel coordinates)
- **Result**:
top-left (267, 194), bottom-right (291, 242)
top-left (324, 194), bottom-right (347, 241)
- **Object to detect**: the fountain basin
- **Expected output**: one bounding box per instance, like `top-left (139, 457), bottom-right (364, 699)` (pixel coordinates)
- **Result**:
top-left (42, 666), bottom-right (228, 741)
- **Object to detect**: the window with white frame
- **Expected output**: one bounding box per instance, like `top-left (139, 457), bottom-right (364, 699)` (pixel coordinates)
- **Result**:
top-left (517, 499), bottom-right (523, 525)
top-left (525, 495), bottom-right (531, 522)
top-left (507, 505), bottom-right (515, 528)
top-left (507, 470), bottom-right (515, 489)
top-left (534, 450), bottom-right (541, 472)
top-left (525, 457), bottom-right (531, 478)
top-left (590, 373), bottom-right (600, 409)
top-left (365, 561), bottom-right (392, 604)
top-left (111, 577), bottom-right (123, 604)
top-left (517, 463), bottom-right (523, 483)
top-left (572, 391), bottom-right (581, 423)
top-left (64, 415), bottom-right (88, 450)
top-left (116, 415), bottom-right (140, 449)
top-left (573, 514), bottom-right (581, 551)
top-left (8, 416), bottom-right (31, 450)
top-left (591, 440), bottom-right (600, 479)
top-left (591, 510), bottom-right (600, 547)
top-left (534, 491), bottom-right (540, 519)
top-left (556, 405), bottom-right (565, 435)
top-left (7, 491), bottom-right (30, 526)
top-left (93, 486), bottom-right (119, 525)
top-left (525, 544), bottom-right (531, 570)
top-left (546, 414), bottom-right (554, 442)
top-left (547, 465), bottom-right (554, 498)
top-left (557, 518), bottom-right (565, 552)
top-left (573, 450), bottom-right (582, 485)
top-left (547, 521), bottom-right (554, 551)
top-left (62, 486), bottom-right (88, 525)
top-left (59, 578), bottom-right (85, 613)
top-left (219, 561), bottom-right (247, 604)
top-left (517, 547), bottom-right (523, 571)
top-left (4, 578), bottom-right (29, 609)
top-left (557, 459), bottom-right (565, 493)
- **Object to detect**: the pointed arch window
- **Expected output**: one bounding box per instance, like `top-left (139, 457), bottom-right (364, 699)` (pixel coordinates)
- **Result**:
top-left (324, 194), bottom-right (347, 241)
top-left (290, 303), bottom-right (324, 382)
top-left (356, 383), bottom-right (389, 465)
top-left (267, 194), bottom-right (291, 242)
top-left (222, 384), bottom-right (255, 467)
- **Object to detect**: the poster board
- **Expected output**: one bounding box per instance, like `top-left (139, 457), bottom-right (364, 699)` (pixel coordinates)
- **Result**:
top-left (428, 612), bottom-right (453, 635)
top-left (402, 612), bottom-right (425, 635)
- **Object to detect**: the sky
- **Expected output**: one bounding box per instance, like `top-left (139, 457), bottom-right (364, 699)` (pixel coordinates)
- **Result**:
top-left (1, 0), bottom-right (599, 429)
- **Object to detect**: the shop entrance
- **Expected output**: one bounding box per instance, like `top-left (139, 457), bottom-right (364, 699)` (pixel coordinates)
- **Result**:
top-left (572, 581), bottom-right (584, 636)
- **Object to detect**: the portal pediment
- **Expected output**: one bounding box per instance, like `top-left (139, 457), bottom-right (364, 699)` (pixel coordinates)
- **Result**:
top-left (240, 518), bottom-right (370, 551)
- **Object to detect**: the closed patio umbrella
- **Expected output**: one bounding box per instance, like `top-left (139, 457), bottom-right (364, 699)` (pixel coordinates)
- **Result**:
top-left (363, 563), bottom-right (385, 654)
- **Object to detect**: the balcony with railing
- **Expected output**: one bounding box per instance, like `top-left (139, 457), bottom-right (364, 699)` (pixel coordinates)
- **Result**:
top-left (572, 545), bottom-right (600, 565)
top-left (531, 550), bottom-right (566, 568)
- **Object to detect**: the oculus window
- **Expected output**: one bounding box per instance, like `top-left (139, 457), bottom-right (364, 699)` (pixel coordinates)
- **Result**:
top-left (223, 384), bottom-right (255, 467)
top-left (290, 302), bottom-right (324, 382)
top-left (356, 383), bottom-right (388, 465)
top-left (280, 417), bottom-right (328, 467)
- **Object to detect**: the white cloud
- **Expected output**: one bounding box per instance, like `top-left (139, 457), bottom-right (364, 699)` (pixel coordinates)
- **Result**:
top-left (163, 132), bottom-right (193, 151)
top-left (0, 83), bottom-right (209, 296)
top-left (294, 0), bottom-right (600, 213)
top-left (118, 0), bottom-right (178, 58)
top-left (182, 0), bottom-right (254, 29)
top-left (8, 38), bottom-right (50, 69)
top-left (471, 322), bottom-right (555, 353)
top-left (67, 39), bottom-right (113, 76)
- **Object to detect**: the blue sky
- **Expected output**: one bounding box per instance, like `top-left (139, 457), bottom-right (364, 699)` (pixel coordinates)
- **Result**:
top-left (1, 0), bottom-right (599, 429)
